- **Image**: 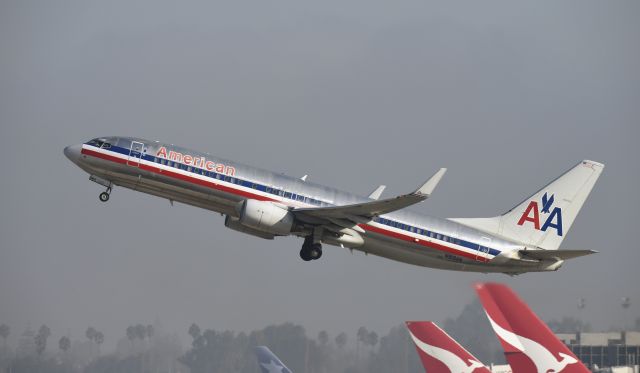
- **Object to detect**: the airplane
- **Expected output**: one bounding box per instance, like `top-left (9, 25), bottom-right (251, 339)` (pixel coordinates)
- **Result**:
top-left (254, 346), bottom-right (292, 373)
top-left (64, 136), bottom-right (603, 274)
top-left (475, 283), bottom-right (590, 373)
top-left (405, 321), bottom-right (494, 373)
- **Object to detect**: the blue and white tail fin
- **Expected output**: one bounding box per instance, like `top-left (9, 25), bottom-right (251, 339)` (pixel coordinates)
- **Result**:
top-left (255, 346), bottom-right (293, 373)
top-left (451, 160), bottom-right (604, 250)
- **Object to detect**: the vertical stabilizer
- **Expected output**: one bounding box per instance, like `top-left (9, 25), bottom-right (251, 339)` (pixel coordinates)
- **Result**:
top-left (451, 160), bottom-right (604, 250)
top-left (405, 321), bottom-right (491, 373)
top-left (255, 346), bottom-right (293, 373)
top-left (475, 283), bottom-right (590, 373)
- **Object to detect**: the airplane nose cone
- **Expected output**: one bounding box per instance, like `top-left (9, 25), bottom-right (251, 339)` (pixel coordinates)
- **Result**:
top-left (64, 144), bottom-right (82, 164)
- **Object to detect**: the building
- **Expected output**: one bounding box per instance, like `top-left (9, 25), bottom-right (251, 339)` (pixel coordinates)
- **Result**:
top-left (557, 331), bottom-right (640, 369)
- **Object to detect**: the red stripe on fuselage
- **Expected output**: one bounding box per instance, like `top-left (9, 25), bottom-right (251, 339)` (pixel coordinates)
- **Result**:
top-left (81, 147), bottom-right (276, 202)
top-left (360, 224), bottom-right (488, 262)
top-left (81, 147), bottom-right (488, 263)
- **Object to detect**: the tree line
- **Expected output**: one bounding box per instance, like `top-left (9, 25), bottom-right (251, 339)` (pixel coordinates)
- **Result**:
top-left (0, 309), bottom-right (635, 373)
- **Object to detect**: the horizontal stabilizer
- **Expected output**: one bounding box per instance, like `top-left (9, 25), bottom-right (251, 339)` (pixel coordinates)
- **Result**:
top-left (519, 249), bottom-right (597, 261)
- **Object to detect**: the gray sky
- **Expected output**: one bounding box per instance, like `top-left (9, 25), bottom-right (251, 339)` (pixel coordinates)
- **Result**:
top-left (1, 0), bottom-right (639, 350)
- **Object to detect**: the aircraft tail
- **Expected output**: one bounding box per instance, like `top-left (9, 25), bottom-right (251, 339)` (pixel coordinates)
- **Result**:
top-left (475, 283), bottom-right (590, 373)
top-left (451, 160), bottom-right (604, 250)
top-left (254, 346), bottom-right (292, 373)
top-left (406, 321), bottom-right (491, 373)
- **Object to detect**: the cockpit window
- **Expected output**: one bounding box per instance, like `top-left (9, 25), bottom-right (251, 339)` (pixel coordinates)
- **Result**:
top-left (87, 138), bottom-right (104, 147)
top-left (86, 138), bottom-right (113, 149)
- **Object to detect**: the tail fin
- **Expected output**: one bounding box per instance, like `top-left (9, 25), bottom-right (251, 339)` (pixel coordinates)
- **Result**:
top-left (451, 160), bottom-right (604, 250)
top-left (254, 346), bottom-right (293, 373)
top-left (474, 283), bottom-right (590, 373)
top-left (405, 321), bottom-right (491, 373)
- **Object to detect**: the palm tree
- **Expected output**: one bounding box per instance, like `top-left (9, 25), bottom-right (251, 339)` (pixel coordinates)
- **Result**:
top-left (126, 325), bottom-right (136, 351)
top-left (367, 331), bottom-right (378, 350)
top-left (0, 324), bottom-right (9, 351)
top-left (86, 327), bottom-right (97, 358)
top-left (135, 324), bottom-right (146, 345)
top-left (94, 331), bottom-right (104, 355)
top-left (335, 332), bottom-right (347, 350)
top-left (35, 325), bottom-right (51, 356)
top-left (318, 330), bottom-right (329, 346)
top-left (188, 323), bottom-right (201, 342)
top-left (58, 336), bottom-right (70, 353)
top-left (356, 326), bottom-right (368, 359)
top-left (146, 324), bottom-right (154, 340)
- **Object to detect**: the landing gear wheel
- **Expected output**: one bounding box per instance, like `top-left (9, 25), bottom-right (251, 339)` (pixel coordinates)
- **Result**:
top-left (99, 192), bottom-right (110, 202)
top-left (309, 244), bottom-right (322, 260)
top-left (300, 248), bottom-right (313, 261)
top-left (300, 240), bottom-right (322, 261)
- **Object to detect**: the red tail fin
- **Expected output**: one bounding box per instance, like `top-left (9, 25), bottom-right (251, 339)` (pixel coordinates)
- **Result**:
top-left (405, 321), bottom-right (491, 373)
top-left (474, 283), bottom-right (590, 373)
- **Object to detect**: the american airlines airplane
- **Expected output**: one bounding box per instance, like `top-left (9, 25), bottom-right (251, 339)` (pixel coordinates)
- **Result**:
top-left (64, 136), bottom-right (603, 274)
top-left (406, 321), bottom-right (494, 373)
top-left (476, 283), bottom-right (590, 373)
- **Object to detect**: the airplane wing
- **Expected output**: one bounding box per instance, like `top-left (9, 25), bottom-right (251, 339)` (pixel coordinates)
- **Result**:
top-left (292, 168), bottom-right (446, 225)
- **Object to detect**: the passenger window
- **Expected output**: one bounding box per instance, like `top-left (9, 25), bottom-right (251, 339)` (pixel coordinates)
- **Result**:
top-left (101, 143), bottom-right (111, 149)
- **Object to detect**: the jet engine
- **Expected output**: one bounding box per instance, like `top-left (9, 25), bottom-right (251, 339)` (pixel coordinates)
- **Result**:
top-left (236, 199), bottom-right (294, 235)
top-left (224, 215), bottom-right (276, 240)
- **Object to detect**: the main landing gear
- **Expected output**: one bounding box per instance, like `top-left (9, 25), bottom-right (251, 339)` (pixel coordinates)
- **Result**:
top-left (99, 187), bottom-right (111, 202)
top-left (300, 236), bottom-right (322, 261)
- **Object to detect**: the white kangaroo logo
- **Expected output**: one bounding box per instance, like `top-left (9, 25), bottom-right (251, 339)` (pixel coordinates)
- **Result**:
top-left (486, 313), bottom-right (578, 373)
top-left (408, 330), bottom-right (486, 372)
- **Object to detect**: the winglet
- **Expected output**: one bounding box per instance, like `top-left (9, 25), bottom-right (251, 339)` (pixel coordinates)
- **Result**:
top-left (368, 185), bottom-right (386, 200)
top-left (414, 168), bottom-right (447, 196)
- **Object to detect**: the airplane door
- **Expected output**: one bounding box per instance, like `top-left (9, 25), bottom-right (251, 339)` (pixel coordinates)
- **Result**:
top-left (476, 246), bottom-right (490, 262)
top-left (127, 141), bottom-right (145, 166)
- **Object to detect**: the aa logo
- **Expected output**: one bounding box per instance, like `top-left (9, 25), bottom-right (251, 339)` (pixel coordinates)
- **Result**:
top-left (517, 192), bottom-right (563, 236)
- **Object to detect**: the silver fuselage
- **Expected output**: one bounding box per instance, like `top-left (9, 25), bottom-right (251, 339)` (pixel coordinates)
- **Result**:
top-left (64, 136), bottom-right (553, 274)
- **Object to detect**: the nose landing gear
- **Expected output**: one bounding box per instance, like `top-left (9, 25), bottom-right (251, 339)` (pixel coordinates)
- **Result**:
top-left (89, 175), bottom-right (113, 203)
top-left (300, 237), bottom-right (322, 261)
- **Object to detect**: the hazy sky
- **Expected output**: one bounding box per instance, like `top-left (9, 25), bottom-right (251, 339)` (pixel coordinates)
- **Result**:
top-left (1, 0), bottom-right (639, 350)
